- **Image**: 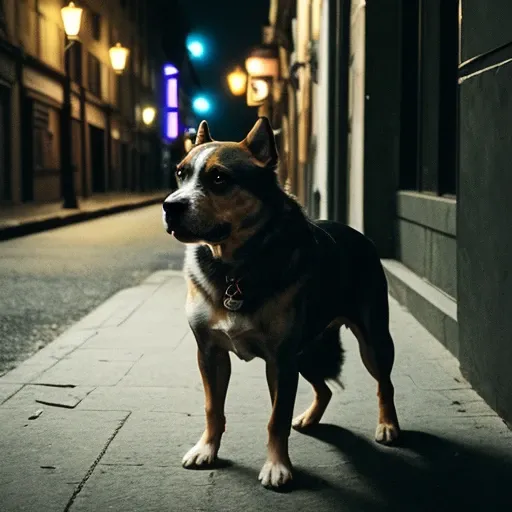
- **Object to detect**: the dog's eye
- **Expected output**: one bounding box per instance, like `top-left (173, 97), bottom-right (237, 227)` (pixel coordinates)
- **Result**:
top-left (208, 170), bottom-right (232, 194)
top-left (175, 168), bottom-right (184, 180)
top-left (213, 173), bottom-right (227, 185)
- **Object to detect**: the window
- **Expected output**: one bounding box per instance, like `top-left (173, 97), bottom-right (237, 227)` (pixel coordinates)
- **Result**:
top-left (91, 11), bottom-right (101, 41)
top-left (33, 103), bottom-right (59, 170)
top-left (399, 0), bottom-right (458, 196)
top-left (87, 53), bottom-right (102, 97)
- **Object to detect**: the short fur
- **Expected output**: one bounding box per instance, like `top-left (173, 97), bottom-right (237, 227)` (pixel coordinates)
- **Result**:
top-left (162, 117), bottom-right (400, 490)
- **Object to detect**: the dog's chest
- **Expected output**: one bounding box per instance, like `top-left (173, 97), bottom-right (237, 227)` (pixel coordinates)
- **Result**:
top-left (209, 312), bottom-right (266, 362)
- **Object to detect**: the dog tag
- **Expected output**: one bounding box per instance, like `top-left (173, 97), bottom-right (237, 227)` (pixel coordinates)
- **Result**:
top-left (223, 297), bottom-right (244, 311)
top-left (224, 279), bottom-right (244, 311)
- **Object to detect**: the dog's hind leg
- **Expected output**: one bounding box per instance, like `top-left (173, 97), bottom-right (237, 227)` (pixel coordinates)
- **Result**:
top-left (293, 325), bottom-right (344, 430)
top-left (350, 311), bottom-right (400, 445)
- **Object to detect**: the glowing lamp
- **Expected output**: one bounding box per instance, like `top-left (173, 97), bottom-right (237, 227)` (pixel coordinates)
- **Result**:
top-left (247, 77), bottom-right (272, 107)
top-left (227, 66), bottom-right (247, 96)
top-left (109, 43), bottom-right (130, 74)
top-left (192, 96), bottom-right (211, 115)
top-left (61, 2), bottom-right (83, 40)
top-left (184, 138), bottom-right (193, 153)
top-left (186, 34), bottom-right (206, 60)
top-left (142, 106), bottom-right (157, 126)
top-left (245, 44), bottom-right (279, 79)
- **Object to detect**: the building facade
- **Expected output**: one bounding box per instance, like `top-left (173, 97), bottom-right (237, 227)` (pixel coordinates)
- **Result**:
top-left (261, 0), bottom-right (512, 425)
top-left (0, 0), bottom-right (170, 205)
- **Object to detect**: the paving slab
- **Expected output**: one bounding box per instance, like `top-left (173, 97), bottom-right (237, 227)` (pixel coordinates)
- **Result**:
top-left (0, 408), bottom-right (128, 512)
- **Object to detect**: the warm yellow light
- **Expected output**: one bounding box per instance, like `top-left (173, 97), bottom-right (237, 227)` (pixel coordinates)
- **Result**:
top-left (184, 138), bottom-right (193, 153)
top-left (245, 55), bottom-right (279, 78)
top-left (227, 66), bottom-right (247, 96)
top-left (109, 43), bottom-right (130, 74)
top-left (142, 106), bottom-right (157, 126)
top-left (61, 2), bottom-right (83, 40)
top-left (245, 57), bottom-right (264, 76)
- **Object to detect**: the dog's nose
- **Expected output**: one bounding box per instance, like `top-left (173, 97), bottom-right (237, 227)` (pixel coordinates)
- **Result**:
top-left (163, 198), bottom-right (189, 217)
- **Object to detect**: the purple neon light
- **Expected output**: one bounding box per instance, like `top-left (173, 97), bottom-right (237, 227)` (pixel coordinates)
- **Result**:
top-left (166, 111), bottom-right (178, 140)
top-left (167, 78), bottom-right (178, 108)
top-left (164, 64), bottom-right (178, 76)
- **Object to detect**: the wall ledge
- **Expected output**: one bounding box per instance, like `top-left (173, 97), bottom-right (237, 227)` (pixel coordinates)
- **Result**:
top-left (397, 190), bottom-right (456, 236)
top-left (382, 259), bottom-right (459, 359)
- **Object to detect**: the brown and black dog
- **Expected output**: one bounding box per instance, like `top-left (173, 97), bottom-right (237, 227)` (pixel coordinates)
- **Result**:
top-left (162, 117), bottom-right (400, 489)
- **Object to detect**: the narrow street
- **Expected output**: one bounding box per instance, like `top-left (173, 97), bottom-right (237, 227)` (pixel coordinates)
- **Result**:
top-left (0, 204), bottom-right (183, 375)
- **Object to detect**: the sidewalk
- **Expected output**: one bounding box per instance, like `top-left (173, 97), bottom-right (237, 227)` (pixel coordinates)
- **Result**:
top-left (0, 192), bottom-right (166, 241)
top-left (1, 270), bottom-right (511, 512)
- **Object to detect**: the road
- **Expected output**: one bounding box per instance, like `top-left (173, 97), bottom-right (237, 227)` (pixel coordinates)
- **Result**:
top-left (0, 204), bottom-right (184, 375)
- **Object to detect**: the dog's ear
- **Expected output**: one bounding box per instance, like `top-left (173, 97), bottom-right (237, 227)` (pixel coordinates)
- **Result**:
top-left (195, 120), bottom-right (213, 146)
top-left (241, 117), bottom-right (278, 168)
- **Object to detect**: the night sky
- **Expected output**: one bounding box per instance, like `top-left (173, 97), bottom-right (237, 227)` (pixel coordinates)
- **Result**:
top-left (180, 0), bottom-right (269, 141)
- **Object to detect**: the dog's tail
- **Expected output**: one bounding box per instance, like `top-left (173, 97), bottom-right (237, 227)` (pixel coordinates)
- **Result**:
top-left (298, 326), bottom-right (345, 385)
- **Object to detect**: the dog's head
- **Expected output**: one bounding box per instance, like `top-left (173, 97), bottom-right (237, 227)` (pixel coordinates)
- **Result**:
top-left (162, 117), bottom-right (280, 257)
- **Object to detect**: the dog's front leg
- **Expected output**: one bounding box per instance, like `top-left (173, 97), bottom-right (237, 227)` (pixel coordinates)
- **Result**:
top-left (182, 344), bottom-right (231, 468)
top-left (259, 356), bottom-right (299, 489)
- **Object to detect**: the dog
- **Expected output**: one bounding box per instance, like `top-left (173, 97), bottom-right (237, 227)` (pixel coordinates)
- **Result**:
top-left (162, 117), bottom-right (400, 489)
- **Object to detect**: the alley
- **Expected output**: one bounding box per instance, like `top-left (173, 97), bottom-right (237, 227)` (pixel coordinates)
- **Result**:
top-left (0, 205), bottom-right (183, 375)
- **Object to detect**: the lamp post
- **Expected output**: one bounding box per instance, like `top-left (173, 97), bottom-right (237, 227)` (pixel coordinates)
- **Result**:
top-left (106, 43), bottom-right (129, 192)
top-left (60, 2), bottom-right (83, 209)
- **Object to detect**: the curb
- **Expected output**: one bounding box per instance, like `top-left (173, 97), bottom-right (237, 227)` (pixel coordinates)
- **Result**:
top-left (0, 196), bottom-right (165, 242)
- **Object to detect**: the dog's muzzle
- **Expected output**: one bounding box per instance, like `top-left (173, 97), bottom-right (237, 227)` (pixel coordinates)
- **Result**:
top-left (162, 198), bottom-right (231, 243)
top-left (162, 197), bottom-right (189, 233)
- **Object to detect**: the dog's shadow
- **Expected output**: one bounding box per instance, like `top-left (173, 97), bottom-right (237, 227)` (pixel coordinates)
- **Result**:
top-left (291, 423), bottom-right (512, 510)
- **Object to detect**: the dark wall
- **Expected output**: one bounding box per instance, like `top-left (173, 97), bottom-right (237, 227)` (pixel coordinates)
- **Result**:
top-left (460, 0), bottom-right (512, 61)
top-left (458, 0), bottom-right (512, 424)
top-left (394, 0), bottom-right (458, 300)
top-left (363, 0), bottom-right (402, 257)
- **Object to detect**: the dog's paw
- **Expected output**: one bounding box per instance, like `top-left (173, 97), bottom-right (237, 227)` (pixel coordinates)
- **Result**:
top-left (292, 410), bottom-right (321, 430)
top-left (375, 422), bottom-right (400, 445)
top-left (258, 460), bottom-right (293, 489)
top-left (182, 441), bottom-right (218, 468)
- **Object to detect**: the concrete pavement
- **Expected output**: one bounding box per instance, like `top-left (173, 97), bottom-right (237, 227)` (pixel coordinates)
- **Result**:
top-left (0, 192), bottom-right (165, 241)
top-left (0, 204), bottom-right (184, 375)
top-left (1, 270), bottom-right (511, 511)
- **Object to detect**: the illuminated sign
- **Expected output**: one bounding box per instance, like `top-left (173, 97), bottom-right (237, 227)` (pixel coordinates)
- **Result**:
top-left (164, 64), bottom-right (179, 141)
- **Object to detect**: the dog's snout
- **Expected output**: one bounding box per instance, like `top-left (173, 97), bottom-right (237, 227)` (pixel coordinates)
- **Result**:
top-left (163, 198), bottom-right (189, 217)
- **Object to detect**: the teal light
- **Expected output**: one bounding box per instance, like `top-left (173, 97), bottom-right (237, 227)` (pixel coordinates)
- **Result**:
top-left (186, 35), bottom-right (206, 60)
top-left (192, 96), bottom-right (211, 115)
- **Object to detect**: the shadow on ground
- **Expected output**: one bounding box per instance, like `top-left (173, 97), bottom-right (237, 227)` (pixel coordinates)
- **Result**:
top-left (289, 424), bottom-right (512, 511)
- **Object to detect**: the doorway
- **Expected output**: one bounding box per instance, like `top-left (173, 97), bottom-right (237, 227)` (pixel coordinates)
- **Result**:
top-left (89, 124), bottom-right (105, 193)
top-left (0, 86), bottom-right (11, 201)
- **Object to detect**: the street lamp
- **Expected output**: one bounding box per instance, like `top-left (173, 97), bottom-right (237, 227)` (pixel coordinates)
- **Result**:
top-left (109, 42), bottom-right (130, 75)
top-left (142, 106), bottom-right (157, 127)
top-left (244, 44), bottom-right (279, 107)
top-left (60, 1), bottom-right (84, 209)
top-left (61, 2), bottom-right (83, 40)
top-left (227, 66), bottom-right (247, 96)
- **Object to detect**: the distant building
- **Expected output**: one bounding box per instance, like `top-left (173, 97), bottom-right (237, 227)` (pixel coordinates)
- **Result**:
top-left (0, 0), bottom-right (185, 204)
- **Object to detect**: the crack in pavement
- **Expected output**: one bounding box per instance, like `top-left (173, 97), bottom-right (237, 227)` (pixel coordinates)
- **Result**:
top-left (63, 412), bottom-right (131, 512)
